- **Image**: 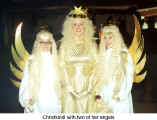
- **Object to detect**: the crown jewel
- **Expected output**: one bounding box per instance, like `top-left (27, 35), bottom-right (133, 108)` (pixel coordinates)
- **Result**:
top-left (69, 6), bottom-right (88, 18)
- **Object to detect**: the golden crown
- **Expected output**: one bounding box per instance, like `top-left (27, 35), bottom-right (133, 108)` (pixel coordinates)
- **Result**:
top-left (69, 6), bottom-right (88, 18)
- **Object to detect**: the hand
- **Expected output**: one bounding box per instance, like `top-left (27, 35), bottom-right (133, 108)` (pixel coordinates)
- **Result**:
top-left (24, 105), bottom-right (34, 113)
top-left (78, 91), bottom-right (89, 97)
top-left (95, 96), bottom-right (113, 113)
top-left (71, 91), bottom-right (81, 98)
top-left (24, 99), bottom-right (34, 113)
top-left (67, 86), bottom-right (80, 98)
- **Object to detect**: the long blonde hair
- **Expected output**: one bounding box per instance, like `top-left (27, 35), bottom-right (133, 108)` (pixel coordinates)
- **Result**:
top-left (95, 25), bottom-right (128, 95)
top-left (28, 30), bottom-right (58, 103)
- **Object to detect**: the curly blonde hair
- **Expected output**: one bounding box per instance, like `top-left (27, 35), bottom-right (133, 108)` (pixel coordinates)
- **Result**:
top-left (59, 13), bottom-right (98, 61)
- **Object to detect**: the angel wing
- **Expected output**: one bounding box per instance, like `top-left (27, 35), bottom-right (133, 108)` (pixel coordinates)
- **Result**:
top-left (10, 22), bottom-right (30, 87)
top-left (128, 15), bottom-right (147, 83)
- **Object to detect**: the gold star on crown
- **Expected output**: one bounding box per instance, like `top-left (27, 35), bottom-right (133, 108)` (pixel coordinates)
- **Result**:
top-left (69, 6), bottom-right (88, 18)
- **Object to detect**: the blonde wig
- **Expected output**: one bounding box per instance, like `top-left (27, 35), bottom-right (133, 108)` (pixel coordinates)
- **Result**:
top-left (99, 25), bottom-right (126, 54)
top-left (60, 15), bottom-right (96, 55)
top-left (62, 17), bottom-right (95, 40)
top-left (27, 30), bottom-right (59, 103)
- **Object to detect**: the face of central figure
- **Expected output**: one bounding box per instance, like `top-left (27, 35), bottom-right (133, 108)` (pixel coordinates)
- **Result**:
top-left (72, 18), bottom-right (85, 37)
top-left (37, 33), bottom-right (52, 52)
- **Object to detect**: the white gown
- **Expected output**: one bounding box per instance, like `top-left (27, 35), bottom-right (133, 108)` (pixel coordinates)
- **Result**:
top-left (19, 53), bottom-right (61, 113)
top-left (99, 48), bottom-right (134, 113)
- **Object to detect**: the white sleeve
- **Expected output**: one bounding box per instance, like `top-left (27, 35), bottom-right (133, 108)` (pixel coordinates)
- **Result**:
top-left (19, 57), bottom-right (31, 108)
top-left (118, 54), bottom-right (134, 100)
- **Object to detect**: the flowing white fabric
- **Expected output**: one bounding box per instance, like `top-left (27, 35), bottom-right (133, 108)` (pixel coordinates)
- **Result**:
top-left (100, 48), bottom-right (134, 113)
top-left (19, 53), bottom-right (61, 113)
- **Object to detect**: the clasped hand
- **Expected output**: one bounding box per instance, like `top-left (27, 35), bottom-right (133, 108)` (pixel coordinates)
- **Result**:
top-left (67, 86), bottom-right (90, 98)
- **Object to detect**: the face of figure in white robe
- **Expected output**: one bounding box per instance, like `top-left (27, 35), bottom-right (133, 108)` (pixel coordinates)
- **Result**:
top-left (37, 32), bottom-right (53, 53)
top-left (101, 25), bottom-right (125, 52)
top-left (101, 32), bottom-right (116, 49)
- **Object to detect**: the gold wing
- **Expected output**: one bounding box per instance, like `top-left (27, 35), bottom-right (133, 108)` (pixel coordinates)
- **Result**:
top-left (128, 15), bottom-right (147, 83)
top-left (10, 22), bottom-right (30, 87)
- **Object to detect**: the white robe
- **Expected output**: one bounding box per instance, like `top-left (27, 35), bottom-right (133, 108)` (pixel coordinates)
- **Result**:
top-left (19, 52), bottom-right (61, 113)
top-left (100, 48), bottom-right (134, 113)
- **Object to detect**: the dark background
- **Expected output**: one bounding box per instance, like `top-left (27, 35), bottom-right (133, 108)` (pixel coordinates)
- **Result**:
top-left (0, 0), bottom-right (157, 113)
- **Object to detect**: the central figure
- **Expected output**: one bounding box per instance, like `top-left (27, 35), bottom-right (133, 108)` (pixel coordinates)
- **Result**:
top-left (59, 6), bottom-right (98, 113)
